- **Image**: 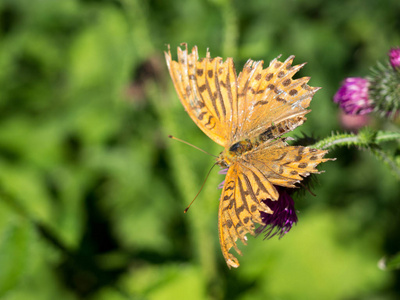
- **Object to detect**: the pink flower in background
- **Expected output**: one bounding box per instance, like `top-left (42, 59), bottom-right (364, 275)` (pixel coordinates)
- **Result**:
top-left (334, 77), bottom-right (373, 115)
top-left (339, 111), bottom-right (370, 131)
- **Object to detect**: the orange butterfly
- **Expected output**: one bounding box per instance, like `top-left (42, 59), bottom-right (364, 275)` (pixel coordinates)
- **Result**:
top-left (165, 43), bottom-right (332, 268)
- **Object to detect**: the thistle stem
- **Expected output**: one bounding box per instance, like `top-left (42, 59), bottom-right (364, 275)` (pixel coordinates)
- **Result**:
top-left (310, 130), bottom-right (400, 150)
top-left (310, 129), bottom-right (400, 179)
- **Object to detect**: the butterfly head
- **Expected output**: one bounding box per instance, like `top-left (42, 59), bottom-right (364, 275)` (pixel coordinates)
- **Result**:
top-left (217, 139), bottom-right (254, 168)
top-left (216, 152), bottom-right (230, 168)
top-left (216, 146), bottom-right (237, 168)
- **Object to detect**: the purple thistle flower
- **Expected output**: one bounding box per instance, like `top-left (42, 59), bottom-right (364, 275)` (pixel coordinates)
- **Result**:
top-left (388, 47), bottom-right (400, 71)
top-left (256, 187), bottom-right (298, 239)
top-left (333, 77), bottom-right (374, 115)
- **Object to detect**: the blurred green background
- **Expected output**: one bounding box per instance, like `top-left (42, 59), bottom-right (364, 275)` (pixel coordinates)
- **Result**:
top-left (0, 0), bottom-right (400, 299)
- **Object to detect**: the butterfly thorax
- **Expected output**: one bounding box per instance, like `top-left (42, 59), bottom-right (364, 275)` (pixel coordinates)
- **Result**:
top-left (217, 139), bottom-right (255, 167)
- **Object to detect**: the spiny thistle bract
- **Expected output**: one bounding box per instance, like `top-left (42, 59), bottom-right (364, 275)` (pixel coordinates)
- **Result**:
top-left (368, 61), bottom-right (400, 119)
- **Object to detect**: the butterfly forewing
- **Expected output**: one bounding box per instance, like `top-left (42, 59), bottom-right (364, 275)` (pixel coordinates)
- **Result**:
top-left (233, 56), bottom-right (318, 143)
top-left (165, 44), bottom-right (239, 146)
top-left (216, 57), bottom-right (239, 139)
top-left (235, 60), bottom-right (264, 140)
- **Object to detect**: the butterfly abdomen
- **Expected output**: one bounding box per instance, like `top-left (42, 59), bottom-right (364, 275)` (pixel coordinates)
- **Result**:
top-left (258, 117), bottom-right (305, 143)
top-left (231, 116), bottom-right (305, 152)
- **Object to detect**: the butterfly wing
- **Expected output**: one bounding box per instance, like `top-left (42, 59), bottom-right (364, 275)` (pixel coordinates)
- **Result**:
top-left (219, 140), bottom-right (331, 268)
top-left (218, 162), bottom-right (279, 268)
top-left (233, 56), bottom-right (319, 143)
top-left (166, 48), bottom-right (318, 148)
top-left (243, 138), bottom-right (332, 188)
top-left (165, 44), bottom-right (239, 147)
top-left (166, 45), bottom-right (332, 269)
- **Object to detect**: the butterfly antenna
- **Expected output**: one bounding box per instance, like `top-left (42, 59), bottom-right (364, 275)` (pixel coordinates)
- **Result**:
top-left (168, 135), bottom-right (218, 158)
top-left (184, 163), bottom-right (217, 213)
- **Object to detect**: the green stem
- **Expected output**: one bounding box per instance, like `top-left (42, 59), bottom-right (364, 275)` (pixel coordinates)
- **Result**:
top-left (221, 0), bottom-right (238, 58)
top-left (310, 130), bottom-right (400, 150)
top-left (310, 129), bottom-right (400, 180)
top-left (310, 133), bottom-right (359, 149)
top-left (121, 0), bottom-right (155, 60)
top-left (148, 82), bottom-right (222, 299)
top-left (376, 131), bottom-right (400, 143)
top-left (370, 148), bottom-right (400, 179)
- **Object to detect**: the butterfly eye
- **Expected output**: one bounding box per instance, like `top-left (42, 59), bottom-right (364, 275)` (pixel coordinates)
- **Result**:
top-left (229, 140), bottom-right (252, 154)
top-left (229, 142), bottom-right (241, 152)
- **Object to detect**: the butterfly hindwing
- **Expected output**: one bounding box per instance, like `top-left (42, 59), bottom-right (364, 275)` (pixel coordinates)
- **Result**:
top-left (218, 163), bottom-right (278, 268)
top-left (245, 139), bottom-right (331, 188)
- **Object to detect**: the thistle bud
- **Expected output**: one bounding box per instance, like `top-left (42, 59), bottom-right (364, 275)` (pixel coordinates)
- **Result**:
top-left (368, 62), bottom-right (400, 119)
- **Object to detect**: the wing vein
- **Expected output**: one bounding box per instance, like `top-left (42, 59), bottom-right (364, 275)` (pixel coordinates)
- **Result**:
top-left (214, 62), bottom-right (227, 121)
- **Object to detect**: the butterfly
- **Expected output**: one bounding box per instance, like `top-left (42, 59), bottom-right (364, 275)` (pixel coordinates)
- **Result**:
top-left (165, 43), bottom-right (332, 268)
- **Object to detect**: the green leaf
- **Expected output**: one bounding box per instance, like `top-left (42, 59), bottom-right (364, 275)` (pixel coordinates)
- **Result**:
top-left (121, 264), bottom-right (207, 300)
top-left (0, 212), bottom-right (34, 297)
top-left (239, 210), bottom-right (391, 299)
